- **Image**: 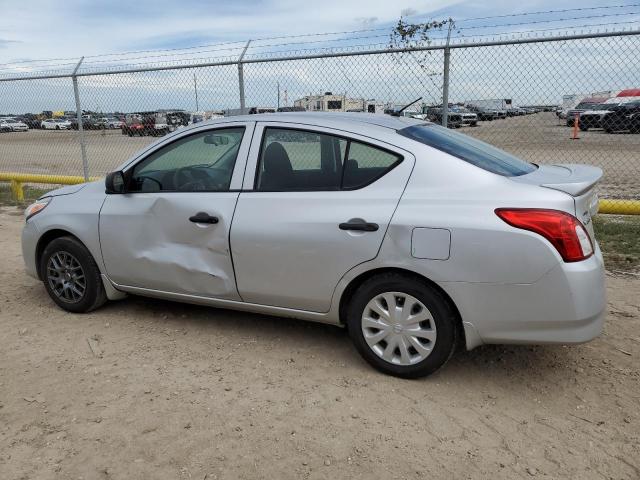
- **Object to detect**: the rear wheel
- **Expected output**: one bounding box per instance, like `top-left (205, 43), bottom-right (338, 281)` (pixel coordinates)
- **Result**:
top-left (40, 236), bottom-right (107, 313)
top-left (579, 124), bottom-right (589, 131)
top-left (346, 273), bottom-right (458, 378)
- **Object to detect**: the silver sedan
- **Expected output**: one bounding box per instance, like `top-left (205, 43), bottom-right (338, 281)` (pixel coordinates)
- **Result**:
top-left (21, 113), bottom-right (605, 378)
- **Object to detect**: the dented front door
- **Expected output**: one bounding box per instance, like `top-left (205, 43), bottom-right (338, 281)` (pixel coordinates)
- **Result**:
top-left (99, 192), bottom-right (241, 299)
top-left (98, 122), bottom-right (253, 300)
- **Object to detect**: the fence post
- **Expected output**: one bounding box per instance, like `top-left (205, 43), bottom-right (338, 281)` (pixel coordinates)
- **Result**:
top-left (237, 40), bottom-right (251, 114)
top-left (71, 57), bottom-right (89, 181)
top-left (441, 20), bottom-right (453, 128)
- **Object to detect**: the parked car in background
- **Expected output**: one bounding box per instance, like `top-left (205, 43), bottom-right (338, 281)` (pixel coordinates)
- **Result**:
top-left (494, 109), bottom-right (507, 119)
top-left (41, 118), bottom-right (72, 130)
top-left (580, 93), bottom-right (640, 131)
top-left (601, 100), bottom-right (640, 133)
top-left (70, 116), bottom-right (102, 130)
top-left (0, 121), bottom-right (12, 133)
top-left (96, 117), bottom-right (123, 129)
top-left (426, 107), bottom-right (463, 128)
top-left (0, 117), bottom-right (29, 132)
top-left (566, 97), bottom-right (608, 127)
top-left (449, 106), bottom-right (478, 126)
top-left (506, 107), bottom-right (526, 117)
top-left (18, 115), bottom-right (42, 129)
top-left (122, 112), bottom-right (171, 136)
top-left (577, 103), bottom-right (617, 131)
top-left (465, 105), bottom-right (497, 121)
top-left (22, 113), bottom-right (605, 378)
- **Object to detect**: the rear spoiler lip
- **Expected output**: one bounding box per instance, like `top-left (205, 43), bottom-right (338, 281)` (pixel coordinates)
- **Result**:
top-left (513, 163), bottom-right (603, 197)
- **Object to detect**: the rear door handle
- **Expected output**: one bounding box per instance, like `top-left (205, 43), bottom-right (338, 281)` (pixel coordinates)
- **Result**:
top-left (189, 212), bottom-right (219, 224)
top-left (339, 220), bottom-right (379, 232)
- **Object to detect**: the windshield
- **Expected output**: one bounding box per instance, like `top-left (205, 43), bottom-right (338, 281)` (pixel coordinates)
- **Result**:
top-left (592, 104), bottom-right (615, 110)
top-left (574, 103), bottom-right (599, 109)
top-left (398, 123), bottom-right (537, 177)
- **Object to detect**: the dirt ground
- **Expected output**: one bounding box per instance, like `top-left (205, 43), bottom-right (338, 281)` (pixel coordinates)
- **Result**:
top-left (0, 113), bottom-right (639, 200)
top-left (0, 208), bottom-right (639, 480)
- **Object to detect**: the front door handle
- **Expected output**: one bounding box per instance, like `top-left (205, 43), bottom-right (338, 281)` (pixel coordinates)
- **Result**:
top-left (339, 220), bottom-right (379, 232)
top-left (189, 212), bottom-right (219, 224)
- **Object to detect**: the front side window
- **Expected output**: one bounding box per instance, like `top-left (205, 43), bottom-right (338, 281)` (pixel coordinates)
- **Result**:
top-left (129, 127), bottom-right (244, 192)
top-left (255, 127), bottom-right (402, 191)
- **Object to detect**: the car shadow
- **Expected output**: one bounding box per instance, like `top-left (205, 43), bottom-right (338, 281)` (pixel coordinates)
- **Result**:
top-left (97, 294), bottom-right (576, 382)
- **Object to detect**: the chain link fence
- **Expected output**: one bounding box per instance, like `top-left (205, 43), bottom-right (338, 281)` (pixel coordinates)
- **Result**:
top-left (1, 30), bottom-right (639, 210)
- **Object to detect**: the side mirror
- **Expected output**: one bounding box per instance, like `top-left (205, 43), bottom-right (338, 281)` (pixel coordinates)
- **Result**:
top-left (105, 171), bottom-right (126, 194)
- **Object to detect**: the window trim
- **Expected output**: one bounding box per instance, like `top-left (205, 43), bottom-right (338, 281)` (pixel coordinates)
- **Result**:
top-left (123, 126), bottom-right (247, 194)
top-left (253, 126), bottom-right (404, 192)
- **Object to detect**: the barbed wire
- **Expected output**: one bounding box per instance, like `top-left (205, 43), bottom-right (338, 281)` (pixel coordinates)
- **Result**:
top-left (0, 10), bottom-right (639, 77)
top-left (1, 3), bottom-right (638, 70)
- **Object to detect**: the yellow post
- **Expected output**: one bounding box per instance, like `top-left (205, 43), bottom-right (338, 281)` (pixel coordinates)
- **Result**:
top-left (10, 179), bottom-right (24, 202)
top-left (599, 199), bottom-right (640, 215)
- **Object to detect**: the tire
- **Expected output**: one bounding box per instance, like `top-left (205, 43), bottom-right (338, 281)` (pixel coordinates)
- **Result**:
top-left (579, 124), bottom-right (589, 131)
top-left (40, 236), bottom-right (107, 313)
top-left (56, 125), bottom-right (60, 130)
top-left (346, 273), bottom-right (458, 378)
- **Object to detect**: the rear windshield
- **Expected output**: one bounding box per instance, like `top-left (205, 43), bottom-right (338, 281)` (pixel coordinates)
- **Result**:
top-left (397, 123), bottom-right (537, 177)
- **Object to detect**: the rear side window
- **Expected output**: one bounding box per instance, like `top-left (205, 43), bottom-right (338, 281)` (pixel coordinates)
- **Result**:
top-left (255, 127), bottom-right (401, 191)
top-left (398, 124), bottom-right (536, 176)
top-left (343, 141), bottom-right (402, 189)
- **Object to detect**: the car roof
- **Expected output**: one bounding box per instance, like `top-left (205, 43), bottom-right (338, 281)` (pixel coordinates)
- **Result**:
top-left (195, 112), bottom-right (425, 132)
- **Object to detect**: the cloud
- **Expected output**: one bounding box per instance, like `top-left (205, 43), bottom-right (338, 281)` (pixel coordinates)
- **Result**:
top-left (0, 39), bottom-right (20, 49)
top-left (0, 0), bottom-right (464, 64)
top-left (401, 8), bottom-right (418, 17)
top-left (355, 17), bottom-right (378, 28)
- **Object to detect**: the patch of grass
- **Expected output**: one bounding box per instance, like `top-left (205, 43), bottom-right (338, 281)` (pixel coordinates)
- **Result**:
top-left (593, 214), bottom-right (640, 273)
top-left (0, 184), bottom-right (54, 207)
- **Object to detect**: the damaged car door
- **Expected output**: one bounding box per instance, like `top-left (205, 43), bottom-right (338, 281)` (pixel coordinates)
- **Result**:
top-left (99, 124), bottom-right (252, 299)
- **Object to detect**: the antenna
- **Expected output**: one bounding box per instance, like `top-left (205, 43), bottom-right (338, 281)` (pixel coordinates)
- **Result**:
top-left (391, 97), bottom-right (423, 117)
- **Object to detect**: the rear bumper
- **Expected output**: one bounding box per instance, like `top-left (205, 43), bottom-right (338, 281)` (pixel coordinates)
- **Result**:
top-left (441, 245), bottom-right (606, 349)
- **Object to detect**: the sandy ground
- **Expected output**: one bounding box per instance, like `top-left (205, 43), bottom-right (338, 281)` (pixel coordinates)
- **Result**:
top-left (0, 113), bottom-right (639, 199)
top-left (0, 208), bottom-right (639, 480)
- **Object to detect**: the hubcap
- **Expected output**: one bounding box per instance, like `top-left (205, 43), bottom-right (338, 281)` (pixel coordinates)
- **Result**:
top-left (46, 251), bottom-right (86, 303)
top-left (361, 292), bottom-right (437, 366)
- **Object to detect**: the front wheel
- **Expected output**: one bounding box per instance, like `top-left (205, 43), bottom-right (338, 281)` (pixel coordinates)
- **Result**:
top-left (40, 236), bottom-right (107, 313)
top-left (346, 273), bottom-right (458, 378)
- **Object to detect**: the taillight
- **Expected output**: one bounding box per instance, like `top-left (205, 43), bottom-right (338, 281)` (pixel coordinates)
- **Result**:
top-left (495, 208), bottom-right (593, 262)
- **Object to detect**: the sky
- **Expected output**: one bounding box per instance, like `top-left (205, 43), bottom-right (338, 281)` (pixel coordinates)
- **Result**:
top-left (0, 0), bottom-right (634, 65)
top-left (0, 1), bottom-right (638, 113)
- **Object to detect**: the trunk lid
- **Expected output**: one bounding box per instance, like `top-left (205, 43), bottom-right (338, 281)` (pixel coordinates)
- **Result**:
top-left (512, 164), bottom-right (602, 236)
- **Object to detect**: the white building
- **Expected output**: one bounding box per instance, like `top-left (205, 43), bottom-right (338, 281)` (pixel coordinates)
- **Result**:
top-left (294, 92), bottom-right (371, 112)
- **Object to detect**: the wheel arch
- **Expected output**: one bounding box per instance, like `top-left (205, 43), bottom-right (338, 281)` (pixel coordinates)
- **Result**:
top-left (337, 266), bottom-right (466, 347)
top-left (35, 229), bottom-right (83, 280)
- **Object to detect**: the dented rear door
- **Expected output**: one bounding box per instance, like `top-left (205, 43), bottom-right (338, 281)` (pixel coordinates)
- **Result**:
top-left (98, 122), bottom-right (253, 300)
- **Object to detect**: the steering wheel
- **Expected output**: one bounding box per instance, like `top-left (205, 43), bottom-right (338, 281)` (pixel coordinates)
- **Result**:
top-left (172, 166), bottom-right (212, 191)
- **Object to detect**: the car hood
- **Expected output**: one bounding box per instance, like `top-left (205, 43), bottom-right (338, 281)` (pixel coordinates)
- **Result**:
top-left (40, 183), bottom-right (88, 198)
top-left (582, 109), bottom-right (611, 115)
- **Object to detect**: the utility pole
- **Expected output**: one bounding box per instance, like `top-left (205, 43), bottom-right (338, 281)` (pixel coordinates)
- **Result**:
top-left (237, 40), bottom-right (251, 114)
top-left (441, 18), bottom-right (454, 128)
top-left (71, 56), bottom-right (89, 181)
top-left (277, 82), bottom-right (280, 110)
top-left (193, 73), bottom-right (199, 112)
